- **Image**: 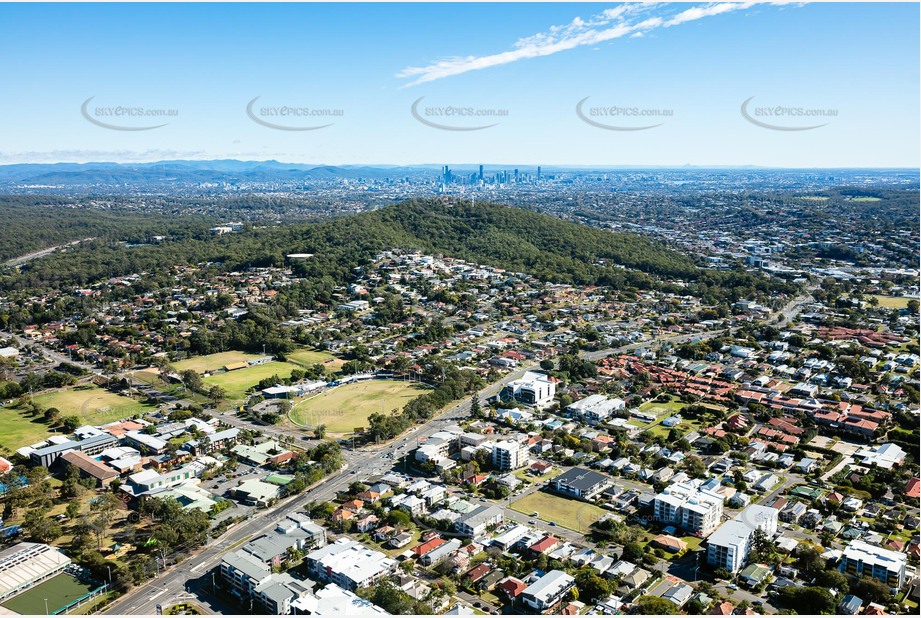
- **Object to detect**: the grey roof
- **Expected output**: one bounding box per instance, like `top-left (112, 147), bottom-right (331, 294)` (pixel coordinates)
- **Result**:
top-left (222, 549), bottom-right (271, 581)
top-left (457, 505), bottom-right (503, 527)
top-left (553, 467), bottom-right (610, 491)
top-left (243, 534), bottom-right (293, 563)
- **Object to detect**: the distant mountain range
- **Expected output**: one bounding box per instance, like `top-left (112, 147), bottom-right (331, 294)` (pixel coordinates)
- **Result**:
top-left (0, 159), bottom-right (914, 190)
top-left (0, 160), bottom-right (440, 185)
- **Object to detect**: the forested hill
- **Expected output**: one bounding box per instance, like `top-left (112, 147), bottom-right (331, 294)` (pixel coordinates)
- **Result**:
top-left (365, 201), bottom-right (697, 283)
top-left (2, 199), bottom-right (793, 302)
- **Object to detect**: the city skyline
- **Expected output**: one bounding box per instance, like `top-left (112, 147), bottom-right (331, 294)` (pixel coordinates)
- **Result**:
top-left (0, 2), bottom-right (918, 167)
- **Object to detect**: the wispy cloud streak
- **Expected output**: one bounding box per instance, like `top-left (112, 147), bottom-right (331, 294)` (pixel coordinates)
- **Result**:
top-left (397, 2), bottom-right (798, 86)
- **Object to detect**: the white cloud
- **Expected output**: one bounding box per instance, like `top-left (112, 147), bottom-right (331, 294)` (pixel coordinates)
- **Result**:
top-left (397, 2), bottom-right (798, 86)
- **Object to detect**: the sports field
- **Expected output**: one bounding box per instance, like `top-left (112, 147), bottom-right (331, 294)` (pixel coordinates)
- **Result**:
top-left (871, 295), bottom-right (914, 310)
top-left (0, 405), bottom-right (55, 452)
top-left (1, 573), bottom-right (97, 615)
top-left (510, 490), bottom-right (607, 533)
top-left (173, 351), bottom-right (263, 374)
top-left (286, 348), bottom-right (346, 372)
top-left (32, 385), bottom-right (155, 425)
top-left (290, 379), bottom-right (429, 433)
top-left (202, 361), bottom-right (300, 400)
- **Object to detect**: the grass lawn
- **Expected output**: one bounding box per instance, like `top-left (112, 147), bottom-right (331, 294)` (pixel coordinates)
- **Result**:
top-left (851, 197), bottom-right (881, 202)
top-left (1, 573), bottom-right (98, 615)
top-left (513, 468), bottom-right (563, 485)
top-left (290, 379), bottom-right (430, 433)
top-left (510, 491), bottom-right (607, 533)
top-left (871, 295), bottom-right (913, 310)
top-left (32, 385), bottom-right (155, 425)
top-left (173, 351), bottom-right (263, 374)
top-left (638, 400), bottom-right (686, 416)
top-left (286, 348), bottom-right (346, 372)
top-left (646, 418), bottom-right (701, 440)
top-left (0, 404), bottom-right (59, 452)
top-left (202, 361), bottom-right (300, 400)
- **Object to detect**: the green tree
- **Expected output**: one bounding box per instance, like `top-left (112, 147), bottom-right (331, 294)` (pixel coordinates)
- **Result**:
top-left (61, 415), bottom-right (82, 432)
top-left (23, 508), bottom-right (62, 542)
top-left (851, 577), bottom-right (893, 605)
top-left (470, 392), bottom-right (481, 418)
top-left (776, 586), bottom-right (835, 614)
top-left (574, 569), bottom-right (611, 603)
top-left (632, 596), bottom-right (678, 615)
top-left (180, 369), bottom-right (204, 393)
top-left (65, 500), bottom-right (82, 519)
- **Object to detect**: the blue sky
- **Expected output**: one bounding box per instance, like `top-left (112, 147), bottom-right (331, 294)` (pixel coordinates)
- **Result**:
top-left (0, 2), bottom-right (917, 167)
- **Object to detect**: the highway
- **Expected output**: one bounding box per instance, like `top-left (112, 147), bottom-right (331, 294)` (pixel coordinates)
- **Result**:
top-left (2, 237), bottom-right (95, 268)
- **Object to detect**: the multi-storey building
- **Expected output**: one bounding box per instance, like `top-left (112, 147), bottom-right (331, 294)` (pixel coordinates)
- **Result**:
top-left (653, 481), bottom-right (724, 536)
top-left (839, 540), bottom-right (907, 590)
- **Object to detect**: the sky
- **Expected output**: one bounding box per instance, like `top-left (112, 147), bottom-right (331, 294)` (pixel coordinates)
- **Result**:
top-left (0, 1), bottom-right (918, 167)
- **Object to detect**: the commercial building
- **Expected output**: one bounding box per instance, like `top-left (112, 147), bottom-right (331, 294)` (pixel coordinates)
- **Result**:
top-left (185, 427), bottom-right (240, 455)
top-left (233, 479), bottom-right (282, 507)
top-left (551, 468), bottom-right (611, 500)
top-left (839, 540), bottom-right (907, 590)
top-left (500, 371), bottom-right (556, 408)
top-left (122, 430), bottom-right (168, 455)
top-left (567, 395), bottom-right (625, 425)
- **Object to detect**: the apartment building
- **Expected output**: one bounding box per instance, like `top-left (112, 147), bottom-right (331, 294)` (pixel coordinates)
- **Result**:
top-left (653, 480), bottom-right (724, 536)
top-left (839, 540), bottom-right (907, 590)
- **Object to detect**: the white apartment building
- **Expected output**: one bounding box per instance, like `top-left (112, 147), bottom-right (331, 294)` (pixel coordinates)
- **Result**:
top-left (653, 481), bottom-right (724, 536)
top-left (840, 540), bottom-right (907, 590)
top-left (305, 539), bottom-right (396, 591)
top-left (500, 371), bottom-right (556, 407)
top-left (492, 440), bottom-right (529, 471)
top-left (707, 505), bottom-right (779, 573)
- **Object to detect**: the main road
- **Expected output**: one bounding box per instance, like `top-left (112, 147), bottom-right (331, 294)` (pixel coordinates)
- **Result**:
top-left (103, 361), bottom-right (539, 614)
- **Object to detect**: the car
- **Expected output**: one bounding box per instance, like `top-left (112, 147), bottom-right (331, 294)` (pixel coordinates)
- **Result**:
top-left (753, 601), bottom-right (764, 607)
top-left (728, 584), bottom-right (738, 590)
top-left (528, 519), bottom-right (536, 524)
top-left (548, 521), bottom-right (556, 526)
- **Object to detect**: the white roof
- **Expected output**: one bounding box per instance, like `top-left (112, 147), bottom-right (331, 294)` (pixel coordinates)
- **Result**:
top-left (291, 583), bottom-right (388, 615)
top-left (522, 569), bottom-right (575, 603)
top-left (842, 540), bottom-right (907, 569)
top-left (0, 543), bottom-right (71, 600)
top-left (708, 520), bottom-right (752, 550)
top-left (306, 539), bottom-right (395, 586)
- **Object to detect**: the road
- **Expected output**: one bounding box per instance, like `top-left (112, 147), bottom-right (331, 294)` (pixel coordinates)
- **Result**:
top-left (37, 286), bottom-right (821, 613)
top-left (0, 329), bottom-right (98, 374)
top-left (2, 237), bottom-right (95, 267)
top-left (104, 363), bottom-right (540, 614)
